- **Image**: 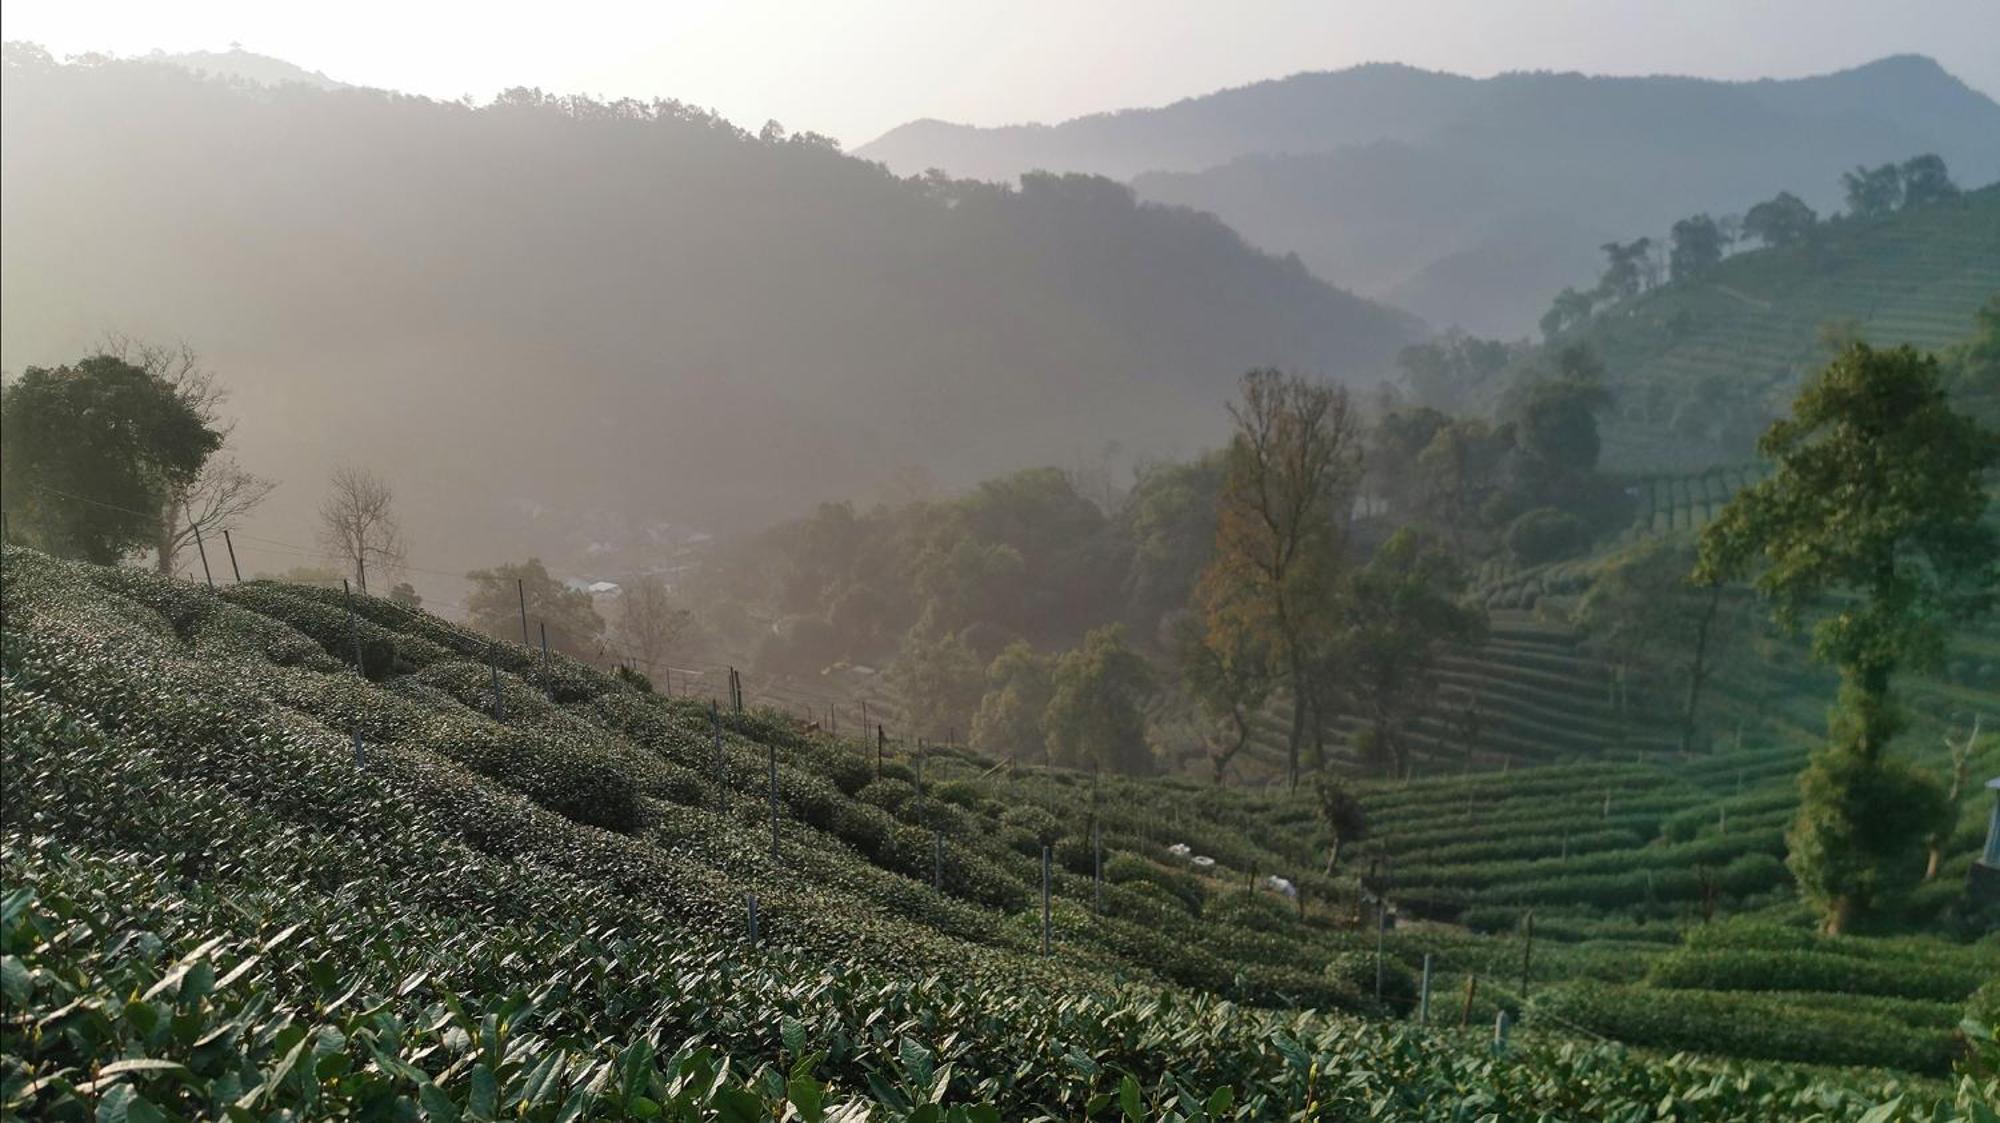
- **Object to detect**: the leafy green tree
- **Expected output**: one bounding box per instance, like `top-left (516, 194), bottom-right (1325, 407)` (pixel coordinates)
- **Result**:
top-left (1538, 286), bottom-right (1598, 340)
top-left (1313, 771), bottom-right (1368, 874)
top-left (1336, 529), bottom-right (1485, 777)
top-left (1396, 330), bottom-right (1516, 414)
top-left (1511, 345), bottom-right (1612, 506)
top-left (969, 641), bottom-right (1055, 764)
top-left (1943, 295), bottom-right (1999, 399)
top-left (1898, 154), bottom-right (1958, 209)
top-left (1577, 538), bottom-right (1742, 750)
top-left (888, 622), bottom-right (985, 742)
top-left (1195, 369), bottom-right (1363, 787)
top-left (1842, 163), bottom-right (1902, 218)
top-left (466, 558), bottom-right (606, 659)
top-left (1503, 507), bottom-right (1586, 567)
top-left (1044, 625), bottom-right (1155, 774)
top-left (1175, 610), bottom-right (1275, 784)
top-left (1697, 343), bottom-right (1998, 932)
top-left (1596, 238), bottom-right (1654, 301)
top-left (1741, 191), bottom-right (1817, 248)
top-left (1118, 454), bottom-right (1223, 633)
top-left (1, 354), bottom-right (221, 563)
top-left (1415, 418), bottom-right (1515, 553)
top-left (387, 582), bottom-right (423, 609)
top-left (1668, 214), bottom-right (1724, 281)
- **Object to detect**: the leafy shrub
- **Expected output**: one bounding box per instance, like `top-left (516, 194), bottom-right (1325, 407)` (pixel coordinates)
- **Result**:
top-left (359, 634), bottom-right (398, 680)
top-left (1324, 951), bottom-right (1417, 1017)
top-left (1647, 946), bottom-right (1988, 1003)
top-left (1506, 508), bottom-right (1587, 566)
top-left (1531, 983), bottom-right (1961, 1073)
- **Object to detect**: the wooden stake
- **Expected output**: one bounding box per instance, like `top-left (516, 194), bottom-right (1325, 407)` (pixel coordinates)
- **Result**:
top-left (1461, 973), bottom-right (1477, 1028)
top-left (222, 529), bottom-right (242, 582)
top-left (1041, 845), bottom-right (1052, 956)
top-left (1520, 911), bottom-right (1535, 1000)
top-left (192, 523), bottom-right (214, 587)
top-left (517, 578), bottom-right (529, 646)
top-left (769, 742), bottom-right (780, 859)
top-left (1419, 953), bottom-right (1432, 1024)
top-left (712, 699), bottom-right (728, 813)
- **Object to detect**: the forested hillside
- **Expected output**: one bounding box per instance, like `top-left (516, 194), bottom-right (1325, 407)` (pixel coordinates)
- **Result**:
top-left (863, 56), bottom-right (2000, 335)
top-left (0, 47), bottom-right (1417, 571)
top-left (1539, 184), bottom-right (2000, 472)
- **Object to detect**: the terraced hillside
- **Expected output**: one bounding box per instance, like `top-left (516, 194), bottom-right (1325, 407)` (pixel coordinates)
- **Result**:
top-left (1224, 610), bottom-right (1680, 785)
top-left (1542, 184), bottom-right (2000, 473)
top-left (6, 545), bottom-right (1996, 1120)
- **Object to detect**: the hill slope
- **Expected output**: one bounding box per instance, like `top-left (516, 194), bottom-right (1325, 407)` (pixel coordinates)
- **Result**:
top-left (0, 51), bottom-right (1417, 571)
top-left (862, 57), bottom-right (2000, 336)
top-left (1545, 184), bottom-right (2000, 472)
top-left (5, 546), bottom-right (1997, 1115)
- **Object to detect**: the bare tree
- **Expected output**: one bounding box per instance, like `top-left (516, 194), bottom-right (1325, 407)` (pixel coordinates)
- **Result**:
top-left (318, 466), bottom-right (404, 592)
top-left (615, 573), bottom-right (692, 676)
top-left (98, 335), bottom-right (276, 574)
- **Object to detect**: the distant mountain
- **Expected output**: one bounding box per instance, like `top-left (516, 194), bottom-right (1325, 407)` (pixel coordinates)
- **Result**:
top-left (1539, 184), bottom-right (2000, 473)
top-left (0, 49), bottom-right (1418, 575)
top-left (861, 57), bottom-right (2000, 337)
top-left (147, 46), bottom-right (346, 90)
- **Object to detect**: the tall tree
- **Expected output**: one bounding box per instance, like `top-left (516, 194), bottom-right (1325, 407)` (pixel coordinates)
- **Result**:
top-left (969, 641), bottom-right (1055, 764)
top-left (1195, 369), bottom-right (1364, 787)
top-left (888, 622), bottom-right (986, 742)
top-left (317, 467), bottom-right (405, 593)
top-left (1577, 538), bottom-right (1742, 752)
top-left (615, 573), bottom-right (693, 677)
top-left (1741, 191), bottom-right (1817, 248)
top-left (1336, 529), bottom-right (1486, 777)
top-left (466, 558), bottom-right (605, 658)
top-left (1841, 163), bottom-right (1903, 219)
top-left (1697, 343), bottom-right (1998, 933)
top-left (1043, 625), bottom-right (1155, 775)
top-left (1596, 237), bottom-right (1654, 301)
top-left (97, 338), bottom-right (274, 575)
top-left (1898, 154), bottom-right (1958, 209)
top-left (1668, 214), bottom-right (1724, 282)
top-left (0, 354), bottom-right (220, 564)
top-left (1175, 611), bottom-right (1274, 784)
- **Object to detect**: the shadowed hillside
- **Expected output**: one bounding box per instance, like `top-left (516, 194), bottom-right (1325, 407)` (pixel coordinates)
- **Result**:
top-left (0, 48), bottom-right (1418, 573)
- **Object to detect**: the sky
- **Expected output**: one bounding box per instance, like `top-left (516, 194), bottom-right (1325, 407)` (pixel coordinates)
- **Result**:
top-left (4, 0), bottom-right (1997, 150)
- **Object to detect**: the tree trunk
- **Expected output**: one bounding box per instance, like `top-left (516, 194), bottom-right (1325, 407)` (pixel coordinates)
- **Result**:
top-left (1679, 583), bottom-right (1722, 755)
top-left (1824, 896), bottom-right (1857, 936)
top-left (1324, 835), bottom-right (1343, 876)
top-left (155, 498), bottom-right (183, 575)
top-left (1285, 682), bottom-right (1307, 790)
top-left (1210, 710), bottom-right (1250, 786)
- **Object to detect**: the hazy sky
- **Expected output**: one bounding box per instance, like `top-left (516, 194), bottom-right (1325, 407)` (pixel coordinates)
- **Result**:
top-left (5, 0), bottom-right (1997, 147)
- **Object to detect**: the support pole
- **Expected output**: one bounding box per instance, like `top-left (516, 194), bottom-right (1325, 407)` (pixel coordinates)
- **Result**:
top-left (1520, 911), bottom-right (1535, 1001)
top-left (539, 621), bottom-right (550, 683)
top-left (517, 578), bottom-right (529, 646)
top-left (1461, 974), bottom-right (1477, 1028)
top-left (712, 700), bottom-right (728, 813)
top-left (222, 529), bottom-right (242, 582)
top-left (192, 524), bottom-right (214, 587)
top-left (1419, 953), bottom-right (1433, 1025)
top-left (488, 645), bottom-right (506, 721)
top-left (1041, 845), bottom-right (1052, 956)
top-left (746, 893), bottom-right (759, 945)
top-left (342, 579), bottom-right (363, 671)
top-left (769, 742), bottom-right (780, 859)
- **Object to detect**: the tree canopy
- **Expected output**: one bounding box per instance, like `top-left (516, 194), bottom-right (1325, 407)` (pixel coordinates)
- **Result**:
top-left (0, 354), bottom-right (221, 564)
